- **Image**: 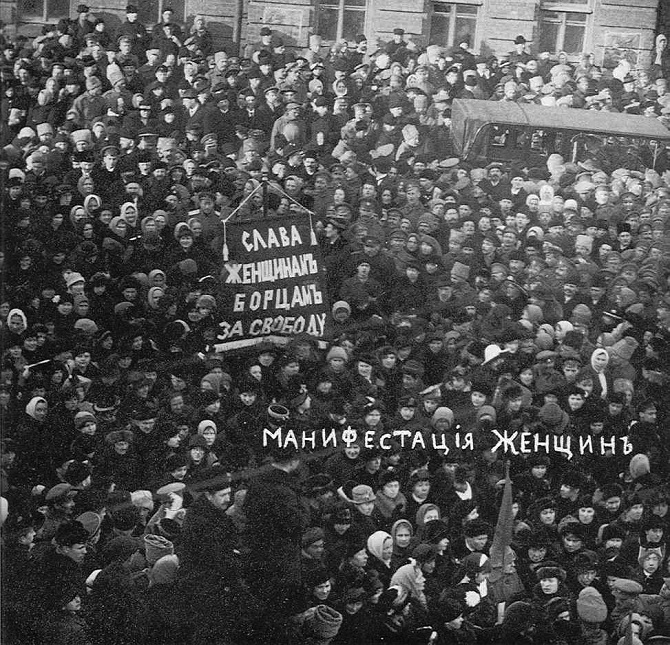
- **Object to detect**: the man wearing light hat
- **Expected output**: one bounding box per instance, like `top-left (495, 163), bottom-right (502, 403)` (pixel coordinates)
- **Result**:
top-left (70, 75), bottom-right (106, 124)
top-left (36, 122), bottom-right (54, 144)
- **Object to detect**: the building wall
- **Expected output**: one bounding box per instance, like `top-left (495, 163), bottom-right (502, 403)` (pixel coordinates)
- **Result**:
top-left (5, 0), bottom-right (244, 50)
top-left (3, 0), bottom-right (660, 70)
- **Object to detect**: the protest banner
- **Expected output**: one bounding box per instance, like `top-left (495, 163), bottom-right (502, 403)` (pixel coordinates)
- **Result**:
top-left (215, 215), bottom-right (331, 350)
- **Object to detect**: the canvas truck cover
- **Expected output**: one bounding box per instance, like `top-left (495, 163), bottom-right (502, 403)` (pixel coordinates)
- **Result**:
top-left (451, 98), bottom-right (670, 160)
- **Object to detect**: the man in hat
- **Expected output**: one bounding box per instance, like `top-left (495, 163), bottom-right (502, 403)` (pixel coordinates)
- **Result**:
top-left (385, 27), bottom-right (409, 63)
top-left (117, 4), bottom-right (149, 58)
top-left (245, 25), bottom-right (274, 62)
top-left (152, 6), bottom-right (183, 42)
top-left (319, 214), bottom-right (352, 300)
top-left (509, 35), bottom-right (531, 65)
top-left (70, 75), bottom-right (106, 124)
top-left (72, 3), bottom-right (94, 48)
top-left (26, 521), bottom-right (89, 623)
top-left (270, 99), bottom-right (307, 150)
top-left (479, 162), bottom-right (510, 202)
top-left (303, 33), bottom-right (324, 66)
top-left (179, 465), bottom-right (260, 641)
top-left (203, 89), bottom-right (238, 145)
top-left (91, 145), bottom-right (121, 197)
top-left (181, 465), bottom-right (236, 580)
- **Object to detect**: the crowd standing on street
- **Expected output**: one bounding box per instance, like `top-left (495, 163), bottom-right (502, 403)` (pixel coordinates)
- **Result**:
top-left (4, 5), bottom-right (670, 644)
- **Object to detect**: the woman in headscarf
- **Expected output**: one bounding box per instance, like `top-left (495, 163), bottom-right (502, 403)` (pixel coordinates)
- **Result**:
top-left (119, 202), bottom-right (140, 238)
top-left (125, 216), bottom-right (168, 274)
top-left (366, 530), bottom-right (394, 587)
top-left (69, 204), bottom-right (89, 231)
top-left (586, 347), bottom-right (612, 399)
top-left (390, 519), bottom-right (414, 570)
top-left (105, 216), bottom-right (130, 248)
top-left (14, 396), bottom-right (58, 485)
top-left (389, 558), bottom-right (428, 611)
top-left (84, 193), bottom-right (102, 220)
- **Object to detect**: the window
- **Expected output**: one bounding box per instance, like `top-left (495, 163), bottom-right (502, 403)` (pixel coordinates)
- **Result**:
top-left (539, 0), bottom-right (591, 56)
top-left (540, 11), bottom-right (588, 55)
top-left (18, 0), bottom-right (69, 21)
top-left (138, 0), bottom-right (185, 26)
top-left (429, 3), bottom-right (478, 48)
top-left (317, 0), bottom-right (367, 42)
top-left (490, 126), bottom-right (511, 148)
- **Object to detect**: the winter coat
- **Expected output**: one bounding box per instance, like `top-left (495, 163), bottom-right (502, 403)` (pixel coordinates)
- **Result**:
top-left (135, 582), bottom-right (190, 645)
top-left (87, 561), bottom-right (141, 645)
top-left (244, 465), bottom-right (310, 590)
top-left (179, 495), bottom-right (240, 585)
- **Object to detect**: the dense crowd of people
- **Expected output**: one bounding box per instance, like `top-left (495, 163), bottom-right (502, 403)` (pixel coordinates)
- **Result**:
top-left (3, 3), bottom-right (670, 644)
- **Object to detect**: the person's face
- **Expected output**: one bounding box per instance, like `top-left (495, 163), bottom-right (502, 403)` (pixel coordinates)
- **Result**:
top-left (563, 534), bottom-right (583, 552)
top-left (646, 527), bottom-right (664, 543)
top-left (531, 464), bottom-right (546, 479)
top-left (74, 351), bottom-right (92, 371)
top-left (305, 539), bottom-right (325, 559)
top-left (468, 533), bottom-right (488, 551)
top-left (412, 480), bottom-right (430, 498)
top-left (528, 546), bottom-right (547, 563)
top-left (653, 501), bottom-right (668, 518)
top-left (539, 577), bottom-right (559, 594)
top-left (640, 406), bottom-right (657, 423)
top-left (578, 506), bottom-right (595, 523)
top-left (314, 580), bottom-right (331, 601)
top-left (540, 508), bottom-right (556, 524)
top-left (390, 527), bottom-right (412, 550)
top-left (341, 443), bottom-right (360, 460)
top-left (643, 553), bottom-right (661, 574)
top-left (351, 548), bottom-right (368, 567)
top-left (32, 400), bottom-right (48, 421)
top-left (568, 394), bottom-right (585, 410)
top-left (60, 542), bottom-right (87, 564)
top-left (205, 487), bottom-right (232, 511)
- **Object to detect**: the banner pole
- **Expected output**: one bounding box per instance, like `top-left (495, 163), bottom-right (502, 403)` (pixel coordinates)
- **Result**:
top-left (262, 171), bottom-right (269, 219)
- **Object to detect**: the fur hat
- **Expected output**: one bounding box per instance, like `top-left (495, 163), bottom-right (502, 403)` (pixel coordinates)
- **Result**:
top-left (144, 533), bottom-right (174, 565)
top-left (608, 336), bottom-right (638, 362)
top-left (103, 535), bottom-right (140, 565)
top-left (434, 597), bottom-right (465, 622)
top-left (629, 453), bottom-right (651, 480)
top-left (538, 402), bottom-right (569, 431)
top-left (326, 346), bottom-right (348, 362)
top-left (463, 518), bottom-right (491, 538)
top-left (451, 261), bottom-right (470, 281)
top-left (536, 562), bottom-right (567, 581)
top-left (503, 601), bottom-right (538, 634)
top-left (303, 605), bottom-right (343, 639)
top-left (571, 304), bottom-right (592, 325)
top-left (577, 586), bottom-right (608, 624)
top-left (412, 543), bottom-right (438, 564)
top-left (611, 578), bottom-right (643, 595)
top-left (149, 554), bottom-right (179, 585)
top-left (74, 411), bottom-right (97, 429)
top-left (302, 526), bottom-right (325, 548)
top-left (105, 429), bottom-right (134, 444)
top-left (351, 485), bottom-right (375, 504)
top-left (402, 359), bottom-right (424, 376)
